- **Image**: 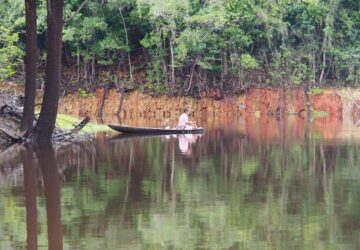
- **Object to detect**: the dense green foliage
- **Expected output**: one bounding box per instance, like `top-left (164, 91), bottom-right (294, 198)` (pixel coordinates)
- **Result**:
top-left (0, 0), bottom-right (24, 81)
top-left (0, 0), bottom-right (359, 93)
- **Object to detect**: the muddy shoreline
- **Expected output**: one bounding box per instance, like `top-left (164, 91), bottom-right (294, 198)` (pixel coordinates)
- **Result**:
top-left (56, 86), bottom-right (360, 143)
top-left (59, 87), bottom-right (348, 119)
top-left (2, 84), bottom-right (360, 141)
top-left (0, 83), bottom-right (352, 119)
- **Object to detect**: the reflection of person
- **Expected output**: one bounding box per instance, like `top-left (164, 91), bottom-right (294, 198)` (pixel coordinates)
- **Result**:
top-left (178, 134), bottom-right (199, 155)
top-left (179, 135), bottom-right (190, 153)
top-left (177, 107), bottom-right (197, 129)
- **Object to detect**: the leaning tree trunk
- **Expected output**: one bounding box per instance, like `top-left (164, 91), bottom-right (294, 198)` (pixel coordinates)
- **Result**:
top-left (21, 0), bottom-right (38, 136)
top-left (35, 0), bottom-right (64, 143)
top-left (116, 86), bottom-right (125, 116)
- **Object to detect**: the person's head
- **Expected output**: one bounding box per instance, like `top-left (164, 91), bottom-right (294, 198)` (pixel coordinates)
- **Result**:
top-left (183, 106), bottom-right (190, 114)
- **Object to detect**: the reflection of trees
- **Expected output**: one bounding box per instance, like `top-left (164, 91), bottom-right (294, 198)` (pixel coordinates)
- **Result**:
top-left (21, 145), bottom-right (37, 250)
top-left (20, 143), bottom-right (63, 250)
top-left (0, 143), bottom-right (64, 249)
top-left (36, 143), bottom-right (63, 250)
top-left (1, 126), bottom-right (360, 248)
top-left (47, 132), bottom-right (360, 248)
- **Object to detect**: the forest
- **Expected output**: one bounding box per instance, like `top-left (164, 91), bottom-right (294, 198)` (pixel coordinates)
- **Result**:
top-left (0, 0), bottom-right (359, 96)
top-left (1, 2), bottom-right (360, 248)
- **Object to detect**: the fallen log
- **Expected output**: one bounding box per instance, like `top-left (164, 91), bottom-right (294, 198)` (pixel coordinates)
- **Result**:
top-left (0, 92), bottom-right (24, 121)
top-left (0, 127), bottom-right (30, 150)
top-left (71, 116), bottom-right (90, 133)
top-left (53, 116), bottom-right (90, 141)
top-left (0, 128), bottom-right (23, 141)
top-left (1, 116), bottom-right (91, 144)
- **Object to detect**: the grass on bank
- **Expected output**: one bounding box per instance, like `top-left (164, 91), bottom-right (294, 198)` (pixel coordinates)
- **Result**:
top-left (55, 114), bottom-right (110, 133)
top-left (311, 110), bottom-right (329, 118)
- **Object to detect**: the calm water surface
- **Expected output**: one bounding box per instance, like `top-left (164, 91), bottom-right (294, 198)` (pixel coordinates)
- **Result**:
top-left (1, 117), bottom-right (360, 249)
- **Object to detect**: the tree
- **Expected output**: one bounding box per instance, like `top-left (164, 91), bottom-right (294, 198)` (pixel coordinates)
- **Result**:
top-left (138, 0), bottom-right (190, 89)
top-left (20, 0), bottom-right (38, 136)
top-left (35, 0), bottom-right (64, 143)
top-left (108, 0), bottom-right (134, 83)
top-left (0, 27), bottom-right (23, 81)
top-left (1, 0), bottom-right (360, 97)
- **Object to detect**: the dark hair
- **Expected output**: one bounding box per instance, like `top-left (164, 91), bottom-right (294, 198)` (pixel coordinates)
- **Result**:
top-left (184, 107), bottom-right (190, 113)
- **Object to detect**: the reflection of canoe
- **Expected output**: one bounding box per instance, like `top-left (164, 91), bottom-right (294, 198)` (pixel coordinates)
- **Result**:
top-left (108, 124), bottom-right (204, 134)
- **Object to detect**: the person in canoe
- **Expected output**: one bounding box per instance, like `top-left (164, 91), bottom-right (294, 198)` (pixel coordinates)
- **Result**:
top-left (176, 107), bottom-right (197, 129)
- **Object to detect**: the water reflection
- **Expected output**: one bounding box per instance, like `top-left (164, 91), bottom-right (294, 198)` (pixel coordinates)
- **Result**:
top-left (21, 145), bottom-right (37, 250)
top-left (36, 143), bottom-right (63, 250)
top-left (19, 143), bottom-right (63, 250)
top-left (1, 116), bottom-right (360, 249)
top-left (177, 134), bottom-right (200, 156)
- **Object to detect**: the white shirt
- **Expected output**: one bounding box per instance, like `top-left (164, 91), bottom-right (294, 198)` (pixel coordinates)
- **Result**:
top-left (177, 113), bottom-right (189, 128)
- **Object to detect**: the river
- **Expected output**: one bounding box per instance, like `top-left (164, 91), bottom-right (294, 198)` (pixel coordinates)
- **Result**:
top-left (0, 116), bottom-right (360, 249)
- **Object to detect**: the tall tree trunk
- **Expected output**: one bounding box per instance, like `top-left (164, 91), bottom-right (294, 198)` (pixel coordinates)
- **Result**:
top-left (223, 50), bottom-right (228, 76)
top-left (186, 61), bottom-right (195, 92)
top-left (312, 48), bottom-right (316, 83)
top-left (319, 0), bottom-right (338, 83)
top-left (35, 0), bottom-right (64, 143)
top-left (318, 35), bottom-right (327, 83)
top-left (91, 54), bottom-right (95, 83)
top-left (119, 7), bottom-right (133, 83)
top-left (21, 0), bottom-right (38, 136)
top-left (170, 28), bottom-right (176, 88)
top-left (76, 49), bottom-right (80, 81)
top-left (279, 78), bottom-right (285, 118)
top-left (83, 62), bottom-right (88, 81)
top-left (163, 59), bottom-right (168, 86)
top-left (161, 32), bottom-right (168, 86)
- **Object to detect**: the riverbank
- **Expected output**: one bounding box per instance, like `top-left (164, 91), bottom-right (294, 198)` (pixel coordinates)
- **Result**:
top-left (2, 82), bottom-right (359, 121)
top-left (0, 84), bottom-right (109, 146)
top-left (2, 83), bottom-right (360, 140)
top-left (56, 86), bottom-right (360, 142)
top-left (59, 86), bottom-right (350, 120)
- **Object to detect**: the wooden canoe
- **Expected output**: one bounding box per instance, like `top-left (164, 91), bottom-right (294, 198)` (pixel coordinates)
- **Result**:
top-left (108, 124), bottom-right (204, 134)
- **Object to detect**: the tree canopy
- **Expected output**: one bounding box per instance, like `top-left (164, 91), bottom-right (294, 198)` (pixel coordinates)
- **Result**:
top-left (0, 0), bottom-right (359, 95)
